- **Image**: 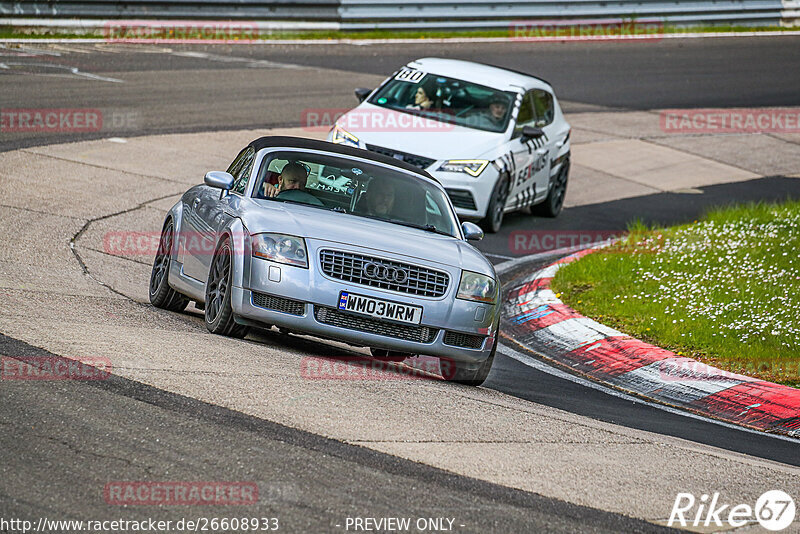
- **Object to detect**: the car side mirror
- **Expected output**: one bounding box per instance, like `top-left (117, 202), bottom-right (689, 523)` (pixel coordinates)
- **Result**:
top-left (521, 125), bottom-right (545, 142)
top-left (204, 171), bottom-right (234, 190)
top-left (462, 222), bottom-right (484, 241)
top-left (354, 87), bottom-right (372, 103)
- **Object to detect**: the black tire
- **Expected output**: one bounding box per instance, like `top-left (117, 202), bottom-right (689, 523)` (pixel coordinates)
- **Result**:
top-left (205, 238), bottom-right (249, 339)
top-left (479, 173), bottom-right (510, 234)
top-left (532, 161), bottom-right (569, 218)
top-left (439, 329), bottom-right (498, 386)
top-left (149, 220), bottom-right (189, 312)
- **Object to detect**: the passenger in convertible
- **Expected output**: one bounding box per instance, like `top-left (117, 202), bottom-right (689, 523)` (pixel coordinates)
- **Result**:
top-left (362, 179), bottom-right (396, 217)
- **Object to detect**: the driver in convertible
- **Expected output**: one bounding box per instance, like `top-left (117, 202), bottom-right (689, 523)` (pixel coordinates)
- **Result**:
top-left (262, 161), bottom-right (324, 206)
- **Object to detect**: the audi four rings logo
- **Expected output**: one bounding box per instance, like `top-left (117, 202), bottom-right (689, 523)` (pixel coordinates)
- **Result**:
top-left (363, 262), bottom-right (409, 284)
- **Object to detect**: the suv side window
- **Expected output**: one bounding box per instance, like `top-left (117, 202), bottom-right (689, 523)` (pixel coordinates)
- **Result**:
top-left (513, 91), bottom-right (537, 137)
top-left (230, 147), bottom-right (255, 195)
top-left (532, 90), bottom-right (555, 127)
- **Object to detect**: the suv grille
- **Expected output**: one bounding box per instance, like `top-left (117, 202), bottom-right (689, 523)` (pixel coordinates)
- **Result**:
top-left (366, 144), bottom-right (436, 170)
top-left (314, 306), bottom-right (437, 343)
top-left (319, 249), bottom-right (449, 298)
top-left (443, 331), bottom-right (486, 349)
top-left (445, 189), bottom-right (477, 211)
top-left (252, 292), bottom-right (305, 316)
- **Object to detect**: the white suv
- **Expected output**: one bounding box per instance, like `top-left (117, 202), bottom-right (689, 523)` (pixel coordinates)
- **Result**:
top-left (327, 57), bottom-right (571, 232)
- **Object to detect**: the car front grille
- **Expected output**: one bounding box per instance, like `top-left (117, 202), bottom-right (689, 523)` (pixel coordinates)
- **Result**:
top-left (445, 189), bottom-right (477, 211)
top-left (252, 292), bottom-right (305, 316)
top-left (314, 306), bottom-right (438, 344)
top-left (319, 249), bottom-right (449, 298)
top-left (443, 331), bottom-right (486, 349)
top-left (365, 144), bottom-right (436, 170)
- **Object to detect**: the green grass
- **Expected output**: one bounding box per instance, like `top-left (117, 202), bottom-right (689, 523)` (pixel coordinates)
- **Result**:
top-left (1, 23), bottom-right (798, 41)
top-left (551, 200), bottom-right (800, 387)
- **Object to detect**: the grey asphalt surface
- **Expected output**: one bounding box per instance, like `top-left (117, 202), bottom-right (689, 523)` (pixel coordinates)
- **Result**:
top-left (0, 335), bottom-right (673, 534)
top-left (2, 36), bottom-right (800, 151)
top-left (1, 38), bottom-right (799, 531)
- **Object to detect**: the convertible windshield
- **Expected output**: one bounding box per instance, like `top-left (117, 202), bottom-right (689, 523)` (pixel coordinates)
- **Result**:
top-left (252, 150), bottom-right (460, 237)
top-left (368, 69), bottom-right (516, 133)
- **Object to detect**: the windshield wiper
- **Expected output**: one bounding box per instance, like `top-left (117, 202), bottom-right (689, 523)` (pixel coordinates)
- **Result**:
top-left (353, 213), bottom-right (455, 237)
top-left (387, 219), bottom-right (454, 237)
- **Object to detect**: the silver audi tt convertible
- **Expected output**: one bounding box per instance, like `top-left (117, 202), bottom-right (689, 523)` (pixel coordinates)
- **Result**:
top-left (149, 137), bottom-right (499, 385)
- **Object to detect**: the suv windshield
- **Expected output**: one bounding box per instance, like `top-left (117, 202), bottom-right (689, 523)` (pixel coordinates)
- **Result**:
top-left (252, 150), bottom-right (460, 237)
top-left (368, 69), bottom-right (516, 133)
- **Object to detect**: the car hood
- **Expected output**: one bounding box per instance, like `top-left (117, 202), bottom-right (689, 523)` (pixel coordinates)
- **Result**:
top-left (339, 103), bottom-right (507, 162)
top-left (240, 199), bottom-right (494, 276)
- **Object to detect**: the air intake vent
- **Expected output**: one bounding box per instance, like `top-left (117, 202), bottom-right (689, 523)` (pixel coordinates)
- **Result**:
top-left (443, 331), bottom-right (485, 349)
top-left (314, 306), bottom-right (437, 344)
top-left (252, 292), bottom-right (305, 316)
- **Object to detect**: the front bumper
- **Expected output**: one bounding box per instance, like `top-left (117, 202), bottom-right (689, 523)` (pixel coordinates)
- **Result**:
top-left (231, 241), bottom-right (498, 365)
top-left (427, 168), bottom-right (499, 221)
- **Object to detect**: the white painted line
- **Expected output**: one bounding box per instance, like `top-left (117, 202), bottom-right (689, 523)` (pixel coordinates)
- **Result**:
top-left (497, 343), bottom-right (800, 443)
top-left (514, 288), bottom-right (562, 309)
top-left (484, 252), bottom-right (516, 261)
top-left (615, 361), bottom-right (746, 401)
top-left (531, 317), bottom-right (623, 352)
top-left (0, 61), bottom-right (123, 82)
top-left (170, 50), bottom-right (304, 69)
top-left (495, 243), bottom-right (589, 276)
top-left (534, 263), bottom-right (562, 280)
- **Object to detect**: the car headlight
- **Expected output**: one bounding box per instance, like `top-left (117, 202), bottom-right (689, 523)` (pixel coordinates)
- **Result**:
top-left (457, 270), bottom-right (497, 303)
top-left (331, 125), bottom-right (360, 147)
top-left (251, 233), bottom-right (308, 268)
top-left (437, 159), bottom-right (489, 177)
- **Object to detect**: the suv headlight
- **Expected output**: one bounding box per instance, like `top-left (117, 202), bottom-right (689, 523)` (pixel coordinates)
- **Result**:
top-left (331, 125), bottom-right (360, 147)
top-left (457, 270), bottom-right (497, 303)
top-left (251, 233), bottom-right (308, 268)
top-left (437, 159), bottom-right (489, 177)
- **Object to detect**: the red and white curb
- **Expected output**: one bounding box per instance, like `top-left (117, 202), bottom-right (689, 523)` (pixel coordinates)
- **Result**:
top-left (502, 248), bottom-right (800, 438)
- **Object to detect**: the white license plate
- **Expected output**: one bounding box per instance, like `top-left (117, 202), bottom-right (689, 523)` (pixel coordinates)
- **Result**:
top-left (337, 292), bottom-right (422, 325)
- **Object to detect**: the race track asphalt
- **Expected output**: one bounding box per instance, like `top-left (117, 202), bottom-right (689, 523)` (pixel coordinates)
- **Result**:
top-left (1, 38), bottom-right (799, 531)
top-left (2, 36), bottom-right (800, 151)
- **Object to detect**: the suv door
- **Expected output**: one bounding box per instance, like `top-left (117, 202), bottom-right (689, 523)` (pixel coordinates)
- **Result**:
top-left (529, 89), bottom-right (559, 204)
top-left (506, 90), bottom-right (551, 211)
